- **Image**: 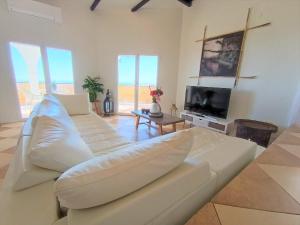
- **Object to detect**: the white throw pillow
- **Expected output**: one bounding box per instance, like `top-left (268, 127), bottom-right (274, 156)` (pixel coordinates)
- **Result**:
top-left (12, 136), bottom-right (61, 191)
top-left (29, 116), bottom-right (94, 172)
top-left (22, 108), bottom-right (39, 136)
top-left (55, 129), bottom-right (193, 209)
top-left (24, 94), bottom-right (71, 134)
top-left (53, 93), bottom-right (91, 115)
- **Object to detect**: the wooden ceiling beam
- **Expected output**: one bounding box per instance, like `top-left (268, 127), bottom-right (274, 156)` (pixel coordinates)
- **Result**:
top-left (90, 0), bottom-right (101, 11)
top-left (178, 0), bottom-right (193, 7)
top-left (131, 0), bottom-right (151, 12)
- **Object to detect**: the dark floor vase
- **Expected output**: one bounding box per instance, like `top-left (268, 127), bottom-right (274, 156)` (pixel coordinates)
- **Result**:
top-left (103, 89), bottom-right (114, 115)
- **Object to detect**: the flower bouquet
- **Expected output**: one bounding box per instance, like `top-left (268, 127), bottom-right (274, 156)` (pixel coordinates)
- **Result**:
top-left (149, 87), bottom-right (164, 117)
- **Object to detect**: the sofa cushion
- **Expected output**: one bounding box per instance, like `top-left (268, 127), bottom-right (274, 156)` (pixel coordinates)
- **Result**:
top-left (21, 95), bottom-right (66, 136)
top-left (53, 93), bottom-right (91, 115)
top-left (71, 113), bottom-right (130, 154)
top-left (67, 158), bottom-right (214, 225)
top-left (0, 177), bottom-right (59, 225)
top-left (22, 109), bottom-right (38, 136)
top-left (29, 116), bottom-right (94, 172)
top-left (38, 96), bottom-right (74, 128)
top-left (55, 129), bottom-right (193, 209)
top-left (11, 136), bottom-right (60, 191)
top-left (188, 127), bottom-right (257, 190)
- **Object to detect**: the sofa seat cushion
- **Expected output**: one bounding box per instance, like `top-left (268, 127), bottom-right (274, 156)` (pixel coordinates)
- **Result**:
top-left (0, 167), bottom-right (59, 225)
top-left (188, 127), bottom-right (257, 190)
top-left (67, 157), bottom-right (214, 225)
top-left (55, 129), bottom-right (193, 209)
top-left (30, 116), bottom-right (94, 172)
top-left (71, 113), bottom-right (130, 155)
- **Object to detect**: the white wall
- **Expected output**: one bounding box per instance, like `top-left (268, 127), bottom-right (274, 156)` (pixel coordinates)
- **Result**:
top-left (94, 8), bottom-right (182, 113)
top-left (0, 0), bottom-right (182, 122)
top-left (176, 0), bottom-right (300, 128)
top-left (0, 0), bottom-right (98, 123)
top-left (289, 83), bottom-right (300, 125)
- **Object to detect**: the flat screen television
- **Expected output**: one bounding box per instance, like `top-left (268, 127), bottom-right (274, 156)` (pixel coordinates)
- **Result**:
top-left (184, 86), bottom-right (231, 119)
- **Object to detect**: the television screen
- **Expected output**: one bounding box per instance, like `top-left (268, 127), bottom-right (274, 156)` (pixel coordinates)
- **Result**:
top-left (184, 86), bottom-right (231, 119)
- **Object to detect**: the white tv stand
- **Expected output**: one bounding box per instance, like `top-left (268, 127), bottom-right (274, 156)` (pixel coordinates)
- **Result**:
top-left (180, 111), bottom-right (234, 134)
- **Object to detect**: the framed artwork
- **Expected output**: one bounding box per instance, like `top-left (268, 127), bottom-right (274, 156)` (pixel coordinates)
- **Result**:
top-left (199, 31), bottom-right (244, 77)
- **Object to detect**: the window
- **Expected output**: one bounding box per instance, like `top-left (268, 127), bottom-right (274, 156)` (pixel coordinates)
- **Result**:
top-left (138, 55), bottom-right (158, 110)
top-left (10, 42), bottom-right (46, 118)
top-left (9, 42), bottom-right (75, 118)
top-left (118, 55), bottom-right (159, 114)
top-left (46, 48), bottom-right (74, 94)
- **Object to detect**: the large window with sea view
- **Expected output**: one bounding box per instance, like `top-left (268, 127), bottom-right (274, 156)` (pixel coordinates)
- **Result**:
top-left (46, 48), bottom-right (74, 95)
top-left (9, 43), bottom-right (75, 118)
top-left (118, 55), bottom-right (158, 114)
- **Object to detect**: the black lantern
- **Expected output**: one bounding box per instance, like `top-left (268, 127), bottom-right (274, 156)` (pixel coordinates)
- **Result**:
top-left (103, 89), bottom-right (114, 115)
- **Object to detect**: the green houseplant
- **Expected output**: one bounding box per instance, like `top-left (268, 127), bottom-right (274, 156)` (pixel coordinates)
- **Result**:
top-left (82, 76), bottom-right (104, 102)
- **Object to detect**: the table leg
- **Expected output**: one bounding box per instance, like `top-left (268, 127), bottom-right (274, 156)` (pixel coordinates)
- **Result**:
top-left (159, 124), bottom-right (163, 135)
top-left (135, 115), bottom-right (140, 129)
top-left (172, 123), bottom-right (176, 132)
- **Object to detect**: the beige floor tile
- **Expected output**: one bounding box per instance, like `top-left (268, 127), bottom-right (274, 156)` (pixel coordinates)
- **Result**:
top-left (185, 203), bottom-right (221, 225)
top-left (213, 163), bottom-right (300, 214)
top-left (278, 144), bottom-right (300, 160)
top-left (290, 132), bottom-right (300, 139)
top-left (0, 179), bottom-right (3, 190)
top-left (0, 138), bottom-right (18, 152)
top-left (259, 164), bottom-right (300, 204)
top-left (257, 144), bottom-right (300, 167)
top-left (215, 204), bottom-right (300, 225)
top-left (0, 128), bottom-right (21, 138)
top-left (275, 132), bottom-right (300, 145)
top-left (1, 122), bottom-right (24, 128)
top-left (0, 164), bottom-right (9, 179)
top-left (0, 153), bottom-right (14, 168)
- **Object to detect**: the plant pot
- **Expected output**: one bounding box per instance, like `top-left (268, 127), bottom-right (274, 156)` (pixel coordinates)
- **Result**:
top-left (150, 102), bottom-right (161, 114)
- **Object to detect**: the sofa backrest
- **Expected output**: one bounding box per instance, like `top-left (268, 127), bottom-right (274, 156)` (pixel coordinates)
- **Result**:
top-left (53, 93), bottom-right (91, 115)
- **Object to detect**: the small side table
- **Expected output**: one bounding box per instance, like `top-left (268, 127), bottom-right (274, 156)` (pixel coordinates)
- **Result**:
top-left (235, 119), bottom-right (278, 147)
top-left (132, 110), bottom-right (185, 135)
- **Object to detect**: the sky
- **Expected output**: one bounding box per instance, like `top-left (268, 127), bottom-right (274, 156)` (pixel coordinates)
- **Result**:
top-left (10, 43), bottom-right (74, 84)
top-left (118, 55), bottom-right (158, 86)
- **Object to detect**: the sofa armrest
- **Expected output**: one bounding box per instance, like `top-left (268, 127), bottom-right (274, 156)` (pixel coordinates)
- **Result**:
top-left (0, 180), bottom-right (59, 225)
top-left (67, 158), bottom-right (214, 225)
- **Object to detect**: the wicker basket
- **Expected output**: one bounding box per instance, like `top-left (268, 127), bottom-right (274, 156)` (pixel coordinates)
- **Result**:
top-left (235, 119), bottom-right (278, 147)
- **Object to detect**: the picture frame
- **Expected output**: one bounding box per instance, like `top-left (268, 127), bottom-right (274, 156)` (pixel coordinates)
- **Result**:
top-left (199, 31), bottom-right (244, 77)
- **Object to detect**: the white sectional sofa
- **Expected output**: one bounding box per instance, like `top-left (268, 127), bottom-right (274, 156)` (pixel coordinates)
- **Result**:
top-left (0, 94), bottom-right (257, 225)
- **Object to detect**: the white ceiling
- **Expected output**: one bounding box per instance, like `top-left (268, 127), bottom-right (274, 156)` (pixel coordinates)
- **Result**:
top-left (92, 0), bottom-right (184, 10)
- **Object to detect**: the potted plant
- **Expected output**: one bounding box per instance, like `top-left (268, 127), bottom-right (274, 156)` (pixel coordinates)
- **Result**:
top-left (82, 76), bottom-right (104, 114)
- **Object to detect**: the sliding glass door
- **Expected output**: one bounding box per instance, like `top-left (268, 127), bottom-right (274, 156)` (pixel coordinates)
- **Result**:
top-left (46, 48), bottom-right (75, 94)
top-left (138, 56), bottom-right (158, 110)
top-left (117, 55), bottom-right (158, 114)
top-left (118, 55), bottom-right (136, 114)
top-left (9, 42), bottom-right (75, 118)
top-left (10, 43), bottom-right (46, 118)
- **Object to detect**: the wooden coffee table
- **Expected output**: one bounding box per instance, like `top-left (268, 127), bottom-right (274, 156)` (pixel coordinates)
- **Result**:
top-left (132, 110), bottom-right (185, 135)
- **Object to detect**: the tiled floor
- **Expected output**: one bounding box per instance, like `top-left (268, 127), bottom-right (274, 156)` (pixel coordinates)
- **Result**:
top-left (185, 125), bottom-right (300, 225)
top-left (0, 116), bottom-right (186, 189)
top-left (0, 122), bottom-right (23, 188)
